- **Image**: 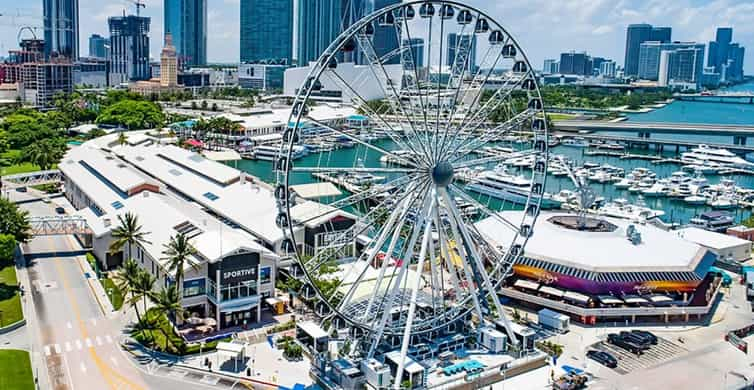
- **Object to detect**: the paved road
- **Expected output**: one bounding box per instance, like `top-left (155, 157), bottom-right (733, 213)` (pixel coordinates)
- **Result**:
top-left (25, 234), bottom-right (149, 390)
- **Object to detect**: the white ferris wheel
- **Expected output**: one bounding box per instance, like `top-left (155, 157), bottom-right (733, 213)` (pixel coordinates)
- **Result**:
top-left (275, 0), bottom-right (548, 382)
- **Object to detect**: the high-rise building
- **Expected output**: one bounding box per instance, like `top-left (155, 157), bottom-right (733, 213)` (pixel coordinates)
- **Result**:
top-left (559, 51), bottom-right (589, 75)
top-left (342, 0), bottom-right (368, 64)
top-left (240, 0), bottom-right (293, 65)
top-left (447, 34), bottom-right (477, 73)
top-left (600, 61), bottom-right (616, 78)
top-left (164, 0), bottom-right (207, 67)
top-left (658, 44), bottom-right (705, 89)
top-left (638, 41), bottom-right (703, 81)
top-left (109, 14), bottom-right (151, 84)
top-left (43, 0), bottom-right (80, 60)
top-left (373, 0), bottom-right (401, 65)
top-left (542, 59), bottom-right (559, 74)
top-left (707, 27), bottom-right (745, 82)
top-left (297, 0), bottom-right (343, 65)
top-left (88, 34), bottom-right (108, 59)
top-left (160, 34), bottom-right (179, 87)
top-left (624, 23), bottom-right (671, 76)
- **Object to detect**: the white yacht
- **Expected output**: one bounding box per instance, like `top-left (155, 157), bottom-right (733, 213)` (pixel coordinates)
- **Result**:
top-left (642, 180), bottom-right (671, 197)
top-left (681, 144), bottom-right (754, 169)
top-left (684, 194), bottom-right (707, 205)
top-left (707, 194), bottom-right (738, 209)
top-left (561, 137), bottom-right (590, 148)
top-left (614, 176), bottom-right (634, 189)
top-left (252, 144), bottom-right (307, 161)
top-left (597, 198), bottom-right (665, 221)
top-left (466, 167), bottom-right (560, 208)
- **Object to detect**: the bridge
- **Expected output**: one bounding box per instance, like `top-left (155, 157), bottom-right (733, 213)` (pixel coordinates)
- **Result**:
top-left (28, 216), bottom-right (91, 236)
top-left (554, 120), bottom-right (754, 137)
top-left (559, 133), bottom-right (754, 154)
top-left (675, 93), bottom-right (754, 104)
top-left (1, 170), bottom-right (62, 189)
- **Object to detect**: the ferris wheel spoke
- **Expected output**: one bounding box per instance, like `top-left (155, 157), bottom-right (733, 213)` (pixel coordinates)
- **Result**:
top-left (291, 166), bottom-right (417, 174)
top-left (452, 148), bottom-right (536, 170)
top-left (356, 33), bottom-right (431, 163)
top-left (448, 183), bottom-right (522, 234)
top-left (302, 116), bottom-right (421, 168)
top-left (449, 108), bottom-right (538, 163)
top-left (432, 199), bottom-right (461, 311)
top-left (456, 71), bottom-right (533, 139)
top-left (324, 68), bottom-right (428, 163)
top-left (399, 14), bottom-right (432, 160)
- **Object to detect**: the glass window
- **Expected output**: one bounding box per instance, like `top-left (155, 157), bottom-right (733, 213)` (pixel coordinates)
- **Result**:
top-left (183, 279), bottom-right (206, 298)
top-left (260, 267), bottom-right (271, 284)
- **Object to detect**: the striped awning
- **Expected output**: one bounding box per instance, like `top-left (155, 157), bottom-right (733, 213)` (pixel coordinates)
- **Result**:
top-left (515, 256), bottom-right (703, 283)
top-left (539, 286), bottom-right (565, 298)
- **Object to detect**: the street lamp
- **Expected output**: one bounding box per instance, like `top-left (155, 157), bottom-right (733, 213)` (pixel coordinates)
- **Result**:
top-left (199, 341), bottom-right (206, 366)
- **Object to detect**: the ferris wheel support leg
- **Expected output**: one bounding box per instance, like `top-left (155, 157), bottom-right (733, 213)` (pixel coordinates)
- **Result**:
top-left (441, 187), bottom-right (519, 346)
top-left (393, 202), bottom-right (434, 390)
top-left (433, 194), bottom-right (461, 298)
top-left (367, 192), bottom-right (434, 360)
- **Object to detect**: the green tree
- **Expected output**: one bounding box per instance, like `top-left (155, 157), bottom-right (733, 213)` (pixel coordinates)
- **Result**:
top-left (117, 132), bottom-right (128, 146)
top-left (0, 234), bottom-right (16, 262)
top-left (0, 198), bottom-right (31, 242)
top-left (151, 285), bottom-right (184, 350)
top-left (18, 138), bottom-right (67, 170)
top-left (133, 269), bottom-right (157, 322)
top-left (96, 100), bottom-right (165, 130)
top-left (113, 258), bottom-right (145, 324)
top-left (201, 100), bottom-right (208, 110)
top-left (162, 233), bottom-right (198, 318)
top-left (109, 212), bottom-right (151, 264)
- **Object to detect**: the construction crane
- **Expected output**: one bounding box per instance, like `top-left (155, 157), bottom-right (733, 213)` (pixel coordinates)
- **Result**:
top-left (131, 0), bottom-right (145, 16)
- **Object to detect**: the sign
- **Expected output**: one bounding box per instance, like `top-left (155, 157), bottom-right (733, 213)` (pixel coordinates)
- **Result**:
top-left (211, 252), bottom-right (260, 285)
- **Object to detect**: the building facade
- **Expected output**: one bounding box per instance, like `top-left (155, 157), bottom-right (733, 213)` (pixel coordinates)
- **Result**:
top-left (88, 34), bottom-right (108, 59)
top-left (403, 38), bottom-right (424, 69)
top-left (240, 0), bottom-right (293, 65)
top-left (109, 15), bottom-right (151, 84)
top-left (372, 0), bottom-right (400, 65)
top-left (43, 0), bottom-right (79, 60)
top-left (542, 59), bottom-right (559, 74)
top-left (559, 51), bottom-right (590, 76)
top-left (599, 60), bottom-right (616, 77)
top-left (624, 23), bottom-right (671, 77)
top-left (661, 44), bottom-right (705, 90)
top-left (21, 61), bottom-right (74, 107)
top-left (164, 0), bottom-right (207, 67)
top-left (74, 57), bottom-right (108, 88)
top-left (238, 63), bottom-right (286, 91)
top-left (639, 41), bottom-right (704, 83)
top-left (297, 0), bottom-right (343, 66)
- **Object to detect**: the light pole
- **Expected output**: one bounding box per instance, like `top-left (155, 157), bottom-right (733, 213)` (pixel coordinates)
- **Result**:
top-left (199, 341), bottom-right (206, 366)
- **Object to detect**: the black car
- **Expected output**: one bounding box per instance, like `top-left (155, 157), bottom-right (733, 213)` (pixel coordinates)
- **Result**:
top-left (55, 206), bottom-right (66, 215)
top-left (586, 350), bottom-right (618, 368)
top-left (631, 330), bottom-right (658, 345)
top-left (619, 331), bottom-right (652, 347)
top-left (607, 333), bottom-right (647, 354)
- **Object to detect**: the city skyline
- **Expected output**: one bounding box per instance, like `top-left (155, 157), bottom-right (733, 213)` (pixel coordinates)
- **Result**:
top-left (0, 0), bottom-right (753, 73)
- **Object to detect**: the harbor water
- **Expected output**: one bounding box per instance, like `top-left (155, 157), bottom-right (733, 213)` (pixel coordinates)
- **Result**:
top-left (230, 82), bottom-right (754, 225)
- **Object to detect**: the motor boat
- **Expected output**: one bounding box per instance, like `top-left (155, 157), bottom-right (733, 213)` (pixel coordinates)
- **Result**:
top-left (682, 144), bottom-right (754, 169)
top-left (683, 195), bottom-right (708, 205)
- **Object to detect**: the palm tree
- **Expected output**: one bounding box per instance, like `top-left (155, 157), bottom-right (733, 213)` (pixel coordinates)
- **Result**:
top-left (19, 139), bottom-right (66, 171)
top-left (112, 258), bottom-right (144, 324)
top-left (133, 269), bottom-right (157, 317)
top-left (162, 233), bottom-right (198, 308)
top-left (152, 285), bottom-right (184, 351)
top-left (109, 212), bottom-right (150, 265)
top-left (118, 132), bottom-right (128, 146)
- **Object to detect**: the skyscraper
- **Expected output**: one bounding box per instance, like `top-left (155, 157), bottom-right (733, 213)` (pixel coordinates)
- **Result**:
top-left (639, 41), bottom-right (704, 82)
top-left (624, 23), bottom-right (671, 76)
top-left (43, 0), bottom-right (80, 59)
top-left (88, 34), bottom-right (108, 59)
top-left (542, 59), bottom-right (559, 74)
top-left (109, 14), bottom-right (151, 84)
top-left (559, 51), bottom-right (589, 75)
top-left (297, 0), bottom-right (343, 65)
top-left (372, 0), bottom-right (400, 65)
top-left (707, 27), bottom-right (745, 82)
top-left (164, 0), bottom-right (207, 67)
top-left (658, 44), bottom-right (705, 89)
top-left (447, 34), bottom-right (477, 73)
top-left (240, 0), bottom-right (293, 64)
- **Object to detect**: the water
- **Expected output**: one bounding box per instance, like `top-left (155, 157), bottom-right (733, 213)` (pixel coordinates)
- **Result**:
top-left (229, 88), bottom-right (754, 225)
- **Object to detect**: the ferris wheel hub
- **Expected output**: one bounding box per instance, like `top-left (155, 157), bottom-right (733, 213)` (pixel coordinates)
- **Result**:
top-left (431, 161), bottom-right (454, 187)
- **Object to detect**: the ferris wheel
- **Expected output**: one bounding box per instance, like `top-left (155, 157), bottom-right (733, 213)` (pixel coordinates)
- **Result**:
top-left (275, 0), bottom-right (548, 378)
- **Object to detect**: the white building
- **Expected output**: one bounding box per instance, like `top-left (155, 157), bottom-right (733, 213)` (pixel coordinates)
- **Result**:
top-left (215, 104), bottom-right (356, 139)
top-left (284, 62), bottom-right (403, 103)
top-left (677, 227), bottom-right (753, 263)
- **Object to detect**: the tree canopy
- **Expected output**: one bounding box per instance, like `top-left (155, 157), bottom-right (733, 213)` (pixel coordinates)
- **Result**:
top-left (96, 100), bottom-right (165, 130)
top-left (0, 198), bottom-right (30, 243)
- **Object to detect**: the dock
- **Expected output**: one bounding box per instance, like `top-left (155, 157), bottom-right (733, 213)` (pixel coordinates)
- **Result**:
top-left (583, 150), bottom-right (664, 161)
top-left (311, 172), bottom-right (365, 194)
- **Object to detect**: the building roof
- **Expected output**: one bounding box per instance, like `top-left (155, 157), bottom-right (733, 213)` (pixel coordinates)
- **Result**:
top-left (156, 145), bottom-right (239, 185)
top-left (297, 321), bottom-right (328, 339)
top-left (218, 105), bottom-right (355, 132)
top-left (476, 211), bottom-right (707, 273)
top-left (677, 227), bottom-right (752, 250)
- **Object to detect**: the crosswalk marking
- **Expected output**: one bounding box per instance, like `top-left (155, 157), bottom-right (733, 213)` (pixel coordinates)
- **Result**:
top-left (80, 362), bottom-right (87, 373)
top-left (66, 322), bottom-right (72, 329)
top-left (105, 335), bottom-right (113, 344)
top-left (95, 336), bottom-right (103, 346)
top-left (85, 338), bottom-right (92, 348)
top-left (65, 342), bottom-right (72, 352)
top-left (54, 344), bottom-right (61, 354)
top-left (75, 340), bottom-right (82, 350)
top-left (44, 345), bottom-right (51, 356)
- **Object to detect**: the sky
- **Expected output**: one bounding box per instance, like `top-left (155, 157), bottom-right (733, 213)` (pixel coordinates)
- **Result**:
top-left (0, 0), bottom-right (753, 73)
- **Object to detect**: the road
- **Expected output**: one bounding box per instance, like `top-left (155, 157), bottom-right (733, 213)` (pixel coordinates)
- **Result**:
top-left (25, 234), bottom-right (149, 390)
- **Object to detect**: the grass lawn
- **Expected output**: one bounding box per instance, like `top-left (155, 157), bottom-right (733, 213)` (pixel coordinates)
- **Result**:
top-left (100, 278), bottom-right (123, 311)
top-left (547, 113), bottom-right (578, 121)
top-left (0, 349), bottom-right (35, 389)
top-left (132, 309), bottom-right (229, 356)
top-left (0, 260), bottom-right (23, 327)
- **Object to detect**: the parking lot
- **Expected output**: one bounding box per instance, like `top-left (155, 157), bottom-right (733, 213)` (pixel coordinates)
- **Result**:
top-left (591, 335), bottom-right (688, 375)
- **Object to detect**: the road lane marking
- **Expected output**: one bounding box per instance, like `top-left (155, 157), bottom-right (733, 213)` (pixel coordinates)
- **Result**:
top-left (54, 344), bottom-right (61, 354)
top-left (105, 335), bottom-right (113, 344)
top-left (80, 362), bottom-right (87, 373)
top-left (44, 345), bottom-right (51, 356)
top-left (76, 340), bottom-right (82, 350)
top-left (85, 338), bottom-right (92, 347)
top-left (96, 336), bottom-right (103, 346)
top-left (65, 342), bottom-right (72, 352)
top-left (91, 318), bottom-right (97, 326)
top-left (110, 356), bottom-right (119, 367)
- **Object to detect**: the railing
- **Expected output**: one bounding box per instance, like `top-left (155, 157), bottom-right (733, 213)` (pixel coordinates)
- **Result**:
top-left (1, 169), bottom-right (62, 189)
top-left (28, 216), bottom-right (91, 236)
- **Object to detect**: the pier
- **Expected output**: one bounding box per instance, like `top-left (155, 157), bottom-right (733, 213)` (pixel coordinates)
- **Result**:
top-left (560, 133), bottom-right (754, 154)
top-left (675, 93), bottom-right (754, 104)
top-left (554, 120), bottom-right (754, 137)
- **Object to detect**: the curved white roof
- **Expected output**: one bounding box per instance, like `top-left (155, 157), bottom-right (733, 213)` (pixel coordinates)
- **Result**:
top-left (476, 211), bottom-right (706, 273)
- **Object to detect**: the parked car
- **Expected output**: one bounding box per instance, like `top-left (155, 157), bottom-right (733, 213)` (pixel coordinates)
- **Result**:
top-left (630, 330), bottom-right (658, 345)
top-left (55, 206), bottom-right (66, 215)
top-left (607, 333), bottom-right (646, 354)
top-left (16, 187), bottom-right (27, 192)
top-left (619, 331), bottom-right (652, 347)
top-left (586, 350), bottom-right (618, 368)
